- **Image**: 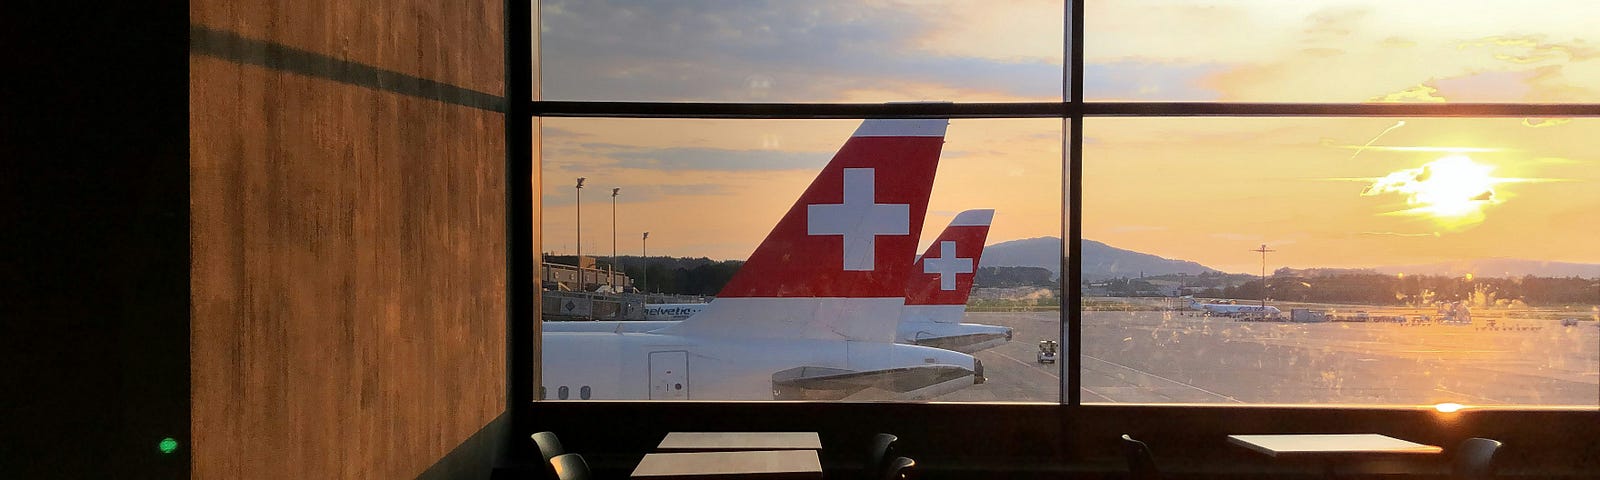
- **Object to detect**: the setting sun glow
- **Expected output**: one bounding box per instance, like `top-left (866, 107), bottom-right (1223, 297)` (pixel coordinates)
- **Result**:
top-left (1363, 155), bottom-right (1509, 228)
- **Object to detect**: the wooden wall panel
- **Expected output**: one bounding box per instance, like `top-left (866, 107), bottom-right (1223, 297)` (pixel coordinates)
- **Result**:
top-left (189, 54), bottom-right (506, 478)
top-left (190, 0), bottom-right (505, 96)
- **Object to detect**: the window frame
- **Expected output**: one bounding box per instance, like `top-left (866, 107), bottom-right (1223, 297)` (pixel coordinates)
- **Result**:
top-left (513, 0), bottom-right (1600, 410)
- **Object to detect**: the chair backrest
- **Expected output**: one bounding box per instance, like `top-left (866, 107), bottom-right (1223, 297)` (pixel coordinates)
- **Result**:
top-left (865, 433), bottom-right (899, 480)
top-left (532, 431), bottom-right (567, 479)
top-left (1453, 437), bottom-right (1502, 480)
top-left (550, 453), bottom-right (591, 480)
top-left (1121, 434), bottom-right (1160, 480)
top-left (881, 456), bottom-right (917, 480)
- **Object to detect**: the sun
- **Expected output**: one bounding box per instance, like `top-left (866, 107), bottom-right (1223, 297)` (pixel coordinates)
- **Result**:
top-left (1362, 155), bottom-right (1509, 228)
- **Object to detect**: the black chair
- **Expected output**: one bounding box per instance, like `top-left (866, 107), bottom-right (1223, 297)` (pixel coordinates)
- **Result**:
top-left (882, 456), bottom-right (917, 480)
top-left (1453, 437), bottom-right (1502, 480)
top-left (864, 433), bottom-right (899, 480)
top-left (1121, 434), bottom-right (1160, 480)
top-left (550, 453), bottom-right (592, 480)
top-left (532, 431), bottom-right (567, 479)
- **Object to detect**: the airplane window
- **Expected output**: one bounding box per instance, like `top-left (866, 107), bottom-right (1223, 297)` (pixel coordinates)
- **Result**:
top-left (538, 386), bottom-right (545, 401)
top-left (1085, 0), bottom-right (1600, 103)
top-left (539, 1), bottom-right (1063, 103)
top-left (1080, 117), bottom-right (1600, 407)
top-left (580, 386), bottom-right (591, 400)
top-left (558, 386), bottom-right (569, 400)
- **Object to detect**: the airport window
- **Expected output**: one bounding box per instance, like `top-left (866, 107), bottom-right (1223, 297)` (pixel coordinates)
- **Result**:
top-left (1081, 117), bottom-right (1599, 406)
top-left (537, 118), bottom-right (1061, 402)
top-left (1084, 0), bottom-right (1600, 103)
top-left (539, 0), bottom-right (1063, 103)
top-left (528, 1), bottom-right (1599, 407)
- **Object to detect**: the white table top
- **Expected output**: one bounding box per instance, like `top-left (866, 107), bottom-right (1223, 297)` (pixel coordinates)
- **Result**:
top-left (658, 432), bottom-right (822, 451)
top-left (1228, 434), bottom-right (1443, 458)
top-left (631, 449), bottom-right (822, 480)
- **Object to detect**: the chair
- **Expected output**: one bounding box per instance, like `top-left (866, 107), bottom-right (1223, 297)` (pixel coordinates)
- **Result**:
top-left (1121, 434), bottom-right (1160, 480)
top-left (531, 431), bottom-right (567, 479)
top-left (1453, 437), bottom-right (1502, 480)
top-left (549, 453), bottom-right (592, 480)
top-left (882, 456), bottom-right (917, 480)
top-left (864, 433), bottom-right (899, 480)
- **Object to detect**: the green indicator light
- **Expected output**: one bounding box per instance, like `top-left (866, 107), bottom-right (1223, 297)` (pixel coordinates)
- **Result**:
top-left (159, 437), bottom-right (179, 454)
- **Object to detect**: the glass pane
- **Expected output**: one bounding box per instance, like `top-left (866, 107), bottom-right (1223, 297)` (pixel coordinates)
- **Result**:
top-left (539, 1), bottom-right (1063, 102)
top-left (540, 118), bottom-right (1062, 402)
top-left (1086, 1), bottom-right (1600, 103)
top-left (1082, 117), bottom-right (1600, 406)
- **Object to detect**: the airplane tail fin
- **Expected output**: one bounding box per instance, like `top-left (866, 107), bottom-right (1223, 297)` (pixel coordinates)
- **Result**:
top-left (662, 118), bottom-right (950, 342)
top-left (905, 209), bottom-right (993, 307)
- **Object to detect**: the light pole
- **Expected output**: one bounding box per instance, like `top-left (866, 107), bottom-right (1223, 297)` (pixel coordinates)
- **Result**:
top-left (611, 187), bottom-right (620, 290)
top-left (642, 232), bottom-right (649, 294)
top-left (575, 177), bottom-right (585, 291)
top-left (1252, 244), bottom-right (1275, 309)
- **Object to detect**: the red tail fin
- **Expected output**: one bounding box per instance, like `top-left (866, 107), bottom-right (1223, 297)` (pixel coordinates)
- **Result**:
top-left (906, 209), bottom-right (993, 306)
top-left (717, 119), bottom-right (949, 298)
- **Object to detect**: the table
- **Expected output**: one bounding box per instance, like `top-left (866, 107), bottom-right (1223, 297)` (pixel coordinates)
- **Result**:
top-left (1228, 434), bottom-right (1442, 478)
top-left (1228, 434), bottom-right (1443, 457)
top-left (630, 449), bottom-right (822, 480)
top-left (658, 432), bottom-right (822, 452)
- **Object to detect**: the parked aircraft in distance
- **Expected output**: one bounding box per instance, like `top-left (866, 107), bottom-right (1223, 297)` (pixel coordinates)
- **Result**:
top-left (1185, 297), bottom-right (1282, 317)
top-left (901, 209), bottom-right (1012, 353)
top-left (540, 118), bottom-right (985, 401)
top-left (545, 210), bottom-right (1014, 354)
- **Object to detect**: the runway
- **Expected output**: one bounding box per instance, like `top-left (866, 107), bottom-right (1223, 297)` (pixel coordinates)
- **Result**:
top-left (932, 302), bottom-right (1600, 406)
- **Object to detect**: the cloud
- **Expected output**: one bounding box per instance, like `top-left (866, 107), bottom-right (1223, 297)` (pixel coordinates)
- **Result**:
top-left (1522, 118), bottom-right (1573, 128)
top-left (1368, 83), bottom-right (1447, 103)
top-left (540, 0), bottom-right (1061, 102)
top-left (606, 146), bottom-right (828, 172)
top-left (547, 142), bottom-right (829, 173)
top-left (1458, 35), bottom-right (1600, 64)
top-left (541, 183), bottom-right (738, 208)
top-left (1085, 60), bottom-right (1226, 100)
top-left (1361, 231), bottom-right (1439, 237)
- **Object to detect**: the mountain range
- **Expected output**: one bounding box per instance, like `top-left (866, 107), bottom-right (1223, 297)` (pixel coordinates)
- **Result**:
top-left (980, 237), bottom-right (1600, 281)
top-left (979, 237), bottom-right (1221, 282)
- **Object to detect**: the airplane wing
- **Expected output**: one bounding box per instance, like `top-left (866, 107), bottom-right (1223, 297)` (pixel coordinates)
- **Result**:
top-left (770, 362), bottom-right (981, 401)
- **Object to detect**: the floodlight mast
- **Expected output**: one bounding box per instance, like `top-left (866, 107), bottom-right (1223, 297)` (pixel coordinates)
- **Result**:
top-left (611, 187), bottom-right (620, 289)
top-left (575, 177), bottom-right (585, 291)
top-left (1252, 244), bottom-right (1276, 310)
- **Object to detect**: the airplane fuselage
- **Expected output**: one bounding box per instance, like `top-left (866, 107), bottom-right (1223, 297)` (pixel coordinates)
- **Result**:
top-left (540, 331), bottom-right (980, 401)
top-left (543, 315), bottom-right (1012, 354)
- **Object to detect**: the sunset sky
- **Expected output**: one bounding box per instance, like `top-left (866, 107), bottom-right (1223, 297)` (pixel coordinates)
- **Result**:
top-left (538, 1), bottom-right (1599, 274)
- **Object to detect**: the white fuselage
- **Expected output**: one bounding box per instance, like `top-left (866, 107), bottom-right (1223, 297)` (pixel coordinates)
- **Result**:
top-left (543, 313), bottom-right (1012, 354)
top-left (540, 331), bottom-right (980, 400)
top-left (1191, 301), bottom-right (1282, 316)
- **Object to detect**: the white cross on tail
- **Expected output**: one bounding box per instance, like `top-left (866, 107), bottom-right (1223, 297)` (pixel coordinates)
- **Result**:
top-left (923, 241), bottom-right (973, 290)
top-left (806, 168), bottom-right (911, 271)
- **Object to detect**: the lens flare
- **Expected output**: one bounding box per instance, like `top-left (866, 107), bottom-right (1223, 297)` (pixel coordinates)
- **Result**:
top-left (1362, 156), bottom-right (1510, 229)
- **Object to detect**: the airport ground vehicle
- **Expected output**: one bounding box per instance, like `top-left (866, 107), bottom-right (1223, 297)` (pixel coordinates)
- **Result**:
top-left (1037, 340), bottom-right (1058, 364)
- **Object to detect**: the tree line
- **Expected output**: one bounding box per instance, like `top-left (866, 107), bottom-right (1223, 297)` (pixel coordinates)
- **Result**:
top-left (1202, 273), bottom-right (1598, 307)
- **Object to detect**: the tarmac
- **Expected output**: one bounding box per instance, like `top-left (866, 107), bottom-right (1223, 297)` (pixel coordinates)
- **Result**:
top-left (932, 300), bottom-right (1600, 406)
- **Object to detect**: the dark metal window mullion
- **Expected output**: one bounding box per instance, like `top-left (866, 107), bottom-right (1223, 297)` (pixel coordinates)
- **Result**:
top-left (1063, 0), bottom-right (1085, 408)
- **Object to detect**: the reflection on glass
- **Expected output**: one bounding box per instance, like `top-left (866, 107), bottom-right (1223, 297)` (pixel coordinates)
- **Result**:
top-left (538, 118), bottom-right (1061, 402)
top-left (1080, 117), bottom-right (1600, 406)
top-left (1086, 1), bottom-right (1600, 102)
top-left (540, 1), bottom-right (1063, 102)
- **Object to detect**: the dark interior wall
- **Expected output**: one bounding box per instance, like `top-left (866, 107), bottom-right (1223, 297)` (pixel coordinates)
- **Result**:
top-left (2, 2), bottom-right (188, 477)
top-left (188, 0), bottom-right (508, 477)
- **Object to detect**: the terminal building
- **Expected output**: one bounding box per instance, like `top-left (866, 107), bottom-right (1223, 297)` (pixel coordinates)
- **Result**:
top-left (11, 1), bottom-right (1599, 479)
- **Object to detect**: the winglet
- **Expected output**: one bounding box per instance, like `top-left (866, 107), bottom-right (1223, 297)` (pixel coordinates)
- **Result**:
top-left (663, 118), bottom-right (949, 342)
